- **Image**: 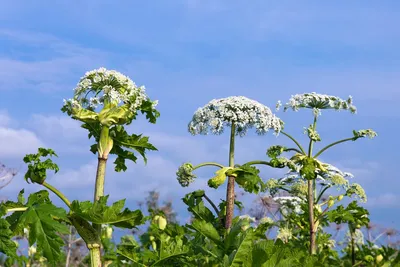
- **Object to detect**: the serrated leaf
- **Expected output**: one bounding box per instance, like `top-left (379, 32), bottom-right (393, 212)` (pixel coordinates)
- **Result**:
top-left (189, 219), bottom-right (221, 245)
top-left (0, 217), bottom-right (17, 258)
top-left (70, 195), bottom-right (144, 228)
top-left (182, 191), bottom-right (215, 223)
top-left (23, 148), bottom-right (59, 184)
top-left (227, 165), bottom-right (265, 194)
top-left (10, 191), bottom-right (69, 264)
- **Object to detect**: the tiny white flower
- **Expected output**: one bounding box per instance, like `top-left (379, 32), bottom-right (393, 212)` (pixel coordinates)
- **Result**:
top-left (188, 96), bottom-right (282, 136)
top-left (279, 92), bottom-right (357, 116)
top-left (62, 67), bottom-right (158, 114)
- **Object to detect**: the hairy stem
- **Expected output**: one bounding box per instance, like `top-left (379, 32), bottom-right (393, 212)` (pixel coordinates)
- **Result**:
top-left (308, 116), bottom-right (317, 158)
top-left (314, 137), bottom-right (356, 158)
top-left (92, 125), bottom-right (111, 265)
top-left (65, 226), bottom-right (73, 267)
top-left (307, 115), bottom-right (318, 255)
top-left (351, 227), bottom-right (356, 266)
top-left (42, 181), bottom-right (71, 208)
top-left (225, 124), bottom-right (236, 229)
top-left (280, 131), bottom-right (306, 155)
top-left (94, 158), bottom-right (107, 202)
top-left (89, 245), bottom-right (102, 267)
top-left (308, 179), bottom-right (316, 255)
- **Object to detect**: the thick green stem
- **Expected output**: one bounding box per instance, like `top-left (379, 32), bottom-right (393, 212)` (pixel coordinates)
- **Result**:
top-left (225, 124), bottom-right (236, 229)
top-left (94, 158), bottom-right (107, 202)
top-left (93, 157), bottom-right (107, 239)
top-left (92, 125), bottom-right (111, 265)
top-left (42, 182), bottom-right (71, 208)
top-left (307, 116), bottom-right (317, 158)
top-left (280, 131), bottom-right (306, 155)
top-left (314, 137), bottom-right (356, 158)
top-left (308, 115), bottom-right (317, 255)
top-left (308, 179), bottom-right (316, 255)
top-left (89, 245), bottom-right (102, 267)
top-left (350, 225), bottom-right (356, 266)
top-left (193, 162), bottom-right (225, 170)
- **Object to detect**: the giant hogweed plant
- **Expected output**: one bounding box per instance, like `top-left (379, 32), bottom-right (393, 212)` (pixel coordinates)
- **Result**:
top-left (263, 92), bottom-right (377, 255)
top-left (176, 96), bottom-right (283, 229)
top-left (0, 68), bottom-right (159, 266)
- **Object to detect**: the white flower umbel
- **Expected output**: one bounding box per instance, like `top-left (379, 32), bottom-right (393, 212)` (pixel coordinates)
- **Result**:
top-left (280, 163), bottom-right (354, 189)
top-left (63, 67), bottom-right (157, 113)
top-left (273, 196), bottom-right (303, 214)
top-left (188, 96), bottom-right (282, 136)
top-left (276, 227), bottom-right (293, 243)
top-left (278, 92), bottom-right (356, 116)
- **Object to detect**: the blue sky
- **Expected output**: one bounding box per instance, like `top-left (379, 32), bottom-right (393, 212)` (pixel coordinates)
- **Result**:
top-left (0, 0), bottom-right (399, 234)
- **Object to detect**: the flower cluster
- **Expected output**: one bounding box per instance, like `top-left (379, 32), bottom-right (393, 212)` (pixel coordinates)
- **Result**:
top-left (259, 216), bottom-right (274, 225)
top-left (346, 183), bottom-right (367, 202)
top-left (353, 129), bottom-right (378, 139)
top-left (277, 92), bottom-right (356, 116)
top-left (319, 163), bottom-right (353, 187)
top-left (176, 163), bottom-right (196, 187)
top-left (279, 163), bottom-right (353, 189)
top-left (291, 180), bottom-right (308, 197)
top-left (273, 196), bottom-right (303, 214)
top-left (62, 67), bottom-right (157, 113)
top-left (188, 96), bottom-right (282, 137)
top-left (276, 227), bottom-right (293, 243)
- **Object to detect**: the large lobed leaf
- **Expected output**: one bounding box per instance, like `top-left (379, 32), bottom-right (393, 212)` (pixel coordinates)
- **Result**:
top-left (4, 190), bottom-right (69, 264)
top-left (227, 165), bottom-right (266, 194)
top-left (83, 122), bottom-right (157, 172)
top-left (70, 195), bottom-right (144, 228)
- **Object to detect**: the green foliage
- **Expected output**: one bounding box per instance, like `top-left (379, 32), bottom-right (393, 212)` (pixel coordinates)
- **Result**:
top-left (70, 195), bottom-right (145, 228)
top-left (208, 167), bottom-right (230, 189)
top-left (0, 210), bottom-right (18, 259)
top-left (182, 191), bottom-right (216, 224)
top-left (326, 201), bottom-right (369, 227)
top-left (2, 190), bottom-right (69, 264)
top-left (85, 123), bottom-right (157, 172)
top-left (23, 148), bottom-right (59, 184)
top-left (227, 165), bottom-right (265, 194)
top-left (117, 223), bottom-right (190, 266)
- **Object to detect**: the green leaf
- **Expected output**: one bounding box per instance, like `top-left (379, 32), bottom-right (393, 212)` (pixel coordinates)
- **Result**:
top-left (208, 167), bottom-right (230, 189)
top-left (23, 148), bottom-right (59, 184)
top-left (300, 157), bottom-right (317, 180)
top-left (227, 165), bottom-right (265, 194)
top-left (71, 107), bottom-right (99, 124)
top-left (7, 191), bottom-right (69, 264)
top-left (0, 212), bottom-right (17, 258)
top-left (111, 125), bottom-right (157, 163)
top-left (98, 105), bottom-right (134, 126)
top-left (189, 219), bottom-right (221, 246)
top-left (70, 195), bottom-right (144, 228)
top-left (80, 122), bottom-right (157, 172)
top-left (182, 191), bottom-right (215, 223)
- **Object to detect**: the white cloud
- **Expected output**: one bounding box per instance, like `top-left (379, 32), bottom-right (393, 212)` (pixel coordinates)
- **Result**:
top-left (0, 110), bottom-right (11, 127)
top-left (29, 114), bottom-right (84, 141)
top-left (0, 127), bottom-right (44, 159)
